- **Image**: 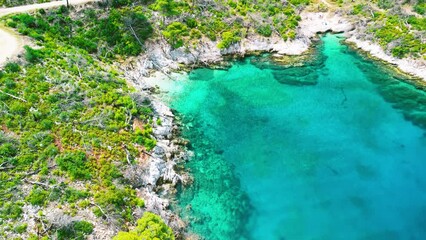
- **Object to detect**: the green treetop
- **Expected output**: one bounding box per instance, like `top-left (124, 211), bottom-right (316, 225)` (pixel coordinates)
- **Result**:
top-left (113, 212), bottom-right (175, 240)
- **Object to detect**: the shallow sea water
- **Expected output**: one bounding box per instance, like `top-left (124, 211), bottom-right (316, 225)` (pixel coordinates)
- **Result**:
top-left (162, 34), bottom-right (426, 240)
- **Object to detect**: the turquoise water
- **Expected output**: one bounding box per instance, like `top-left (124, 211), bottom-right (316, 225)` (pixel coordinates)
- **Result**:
top-left (166, 34), bottom-right (426, 239)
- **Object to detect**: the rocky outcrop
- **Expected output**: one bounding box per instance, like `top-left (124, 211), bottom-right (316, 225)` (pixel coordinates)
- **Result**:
top-left (130, 96), bottom-right (191, 237)
top-left (346, 35), bottom-right (426, 80)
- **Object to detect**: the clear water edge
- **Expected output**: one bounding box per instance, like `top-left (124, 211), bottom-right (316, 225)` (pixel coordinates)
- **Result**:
top-left (155, 34), bottom-right (426, 240)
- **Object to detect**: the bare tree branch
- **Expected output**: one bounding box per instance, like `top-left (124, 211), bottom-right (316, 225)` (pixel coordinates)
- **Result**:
top-left (0, 89), bottom-right (27, 102)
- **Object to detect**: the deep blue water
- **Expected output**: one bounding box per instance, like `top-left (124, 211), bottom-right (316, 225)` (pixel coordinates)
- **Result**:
top-left (163, 34), bottom-right (426, 239)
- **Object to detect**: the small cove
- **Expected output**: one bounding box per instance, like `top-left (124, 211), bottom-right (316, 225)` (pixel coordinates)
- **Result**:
top-left (158, 34), bottom-right (426, 239)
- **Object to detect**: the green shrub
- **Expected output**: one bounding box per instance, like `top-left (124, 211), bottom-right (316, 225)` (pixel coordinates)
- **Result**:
top-left (14, 224), bottom-right (27, 234)
top-left (62, 188), bottom-right (90, 203)
top-left (0, 202), bottom-right (23, 220)
top-left (55, 151), bottom-right (92, 180)
top-left (217, 31), bottom-right (241, 49)
top-left (113, 212), bottom-right (174, 240)
top-left (7, 19), bottom-right (17, 28)
top-left (414, 3), bottom-right (426, 15)
top-left (407, 16), bottom-right (426, 31)
top-left (190, 29), bottom-right (202, 39)
top-left (56, 5), bottom-right (68, 14)
top-left (288, 0), bottom-right (310, 6)
top-left (185, 17), bottom-right (198, 28)
top-left (391, 46), bottom-right (409, 58)
top-left (113, 232), bottom-right (139, 240)
top-left (71, 36), bottom-right (97, 53)
top-left (143, 138), bottom-right (157, 151)
top-left (4, 78), bottom-right (16, 89)
top-left (99, 8), bottom-right (153, 56)
top-left (162, 22), bottom-right (189, 49)
top-left (4, 62), bottom-right (20, 73)
top-left (256, 25), bottom-right (272, 37)
top-left (11, 13), bottom-right (36, 28)
top-left (287, 30), bottom-right (296, 40)
top-left (9, 102), bottom-right (28, 115)
top-left (40, 119), bottom-right (54, 130)
top-left (150, 0), bottom-right (180, 16)
top-left (57, 221), bottom-right (93, 240)
top-left (134, 126), bottom-right (157, 151)
top-left (94, 187), bottom-right (143, 221)
top-left (74, 221), bottom-right (94, 234)
top-left (352, 4), bottom-right (364, 15)
top-left (8, 8), bottom-right (152, 58)
top-left (26, 187), bottom-right (49, 206)
top-left (0, 142), bottom-right (18, 157)
top-left (24, 46), bottom-right (44, 63)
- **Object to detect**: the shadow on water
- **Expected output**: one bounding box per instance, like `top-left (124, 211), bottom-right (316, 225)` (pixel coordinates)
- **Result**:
top-left (250, 42), bottom-right (327, 86)
top-left (350, 47), bottom-right (426, 131)
top-left (174, 113), bottom-right (253, 240)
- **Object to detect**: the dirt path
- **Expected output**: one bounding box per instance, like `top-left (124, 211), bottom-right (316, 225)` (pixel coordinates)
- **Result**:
top-left (0, 25), bottom-right (22, 66)
top-left (0, 0), bottom-right (99, 66)
top-left (0, 0), bottom-right (99, 17)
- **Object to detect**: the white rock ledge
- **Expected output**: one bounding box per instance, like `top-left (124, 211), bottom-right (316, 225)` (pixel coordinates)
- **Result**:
top-left (346, 35), bottom-right (426, 81)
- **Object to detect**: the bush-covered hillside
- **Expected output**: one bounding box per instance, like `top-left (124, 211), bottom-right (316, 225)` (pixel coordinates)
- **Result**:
top-left (347, 0), bottom-right (426, 59)
top-left (0, 3), bottom-right (172, 240)
top-left (147, 0), bottom-right (311, 49)
top-left (0, 0), bottom-right (308, 237)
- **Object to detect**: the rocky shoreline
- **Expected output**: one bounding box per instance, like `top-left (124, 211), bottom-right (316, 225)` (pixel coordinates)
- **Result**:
top-left (346, 36), bottom-right (426, 80)
top-left (123, 12), bottom-right (354, 84)
top-left (123, 10), bottom-right (425, 83)
top-left (122, 9), bottom-right (426, 240)
top-left (134, 92), bottom-right (193, 238)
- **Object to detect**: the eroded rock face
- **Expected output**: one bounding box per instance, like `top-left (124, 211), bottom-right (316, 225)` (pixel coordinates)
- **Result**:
top-left (299, 12), bottom-right (354, 38)
top-left (123, 95), bottom-right (190, 237)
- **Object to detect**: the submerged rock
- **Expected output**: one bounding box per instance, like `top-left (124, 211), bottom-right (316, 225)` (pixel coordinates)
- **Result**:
top-left (271, 60), bottom-right (321, 86)
top-left (273, 71), bottom-right (319, 86)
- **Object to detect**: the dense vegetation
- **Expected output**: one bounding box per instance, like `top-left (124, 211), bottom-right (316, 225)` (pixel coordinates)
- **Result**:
top-left (415, 0), bottom-right (426, 14)
top-left (372, 14), bottom-right (425, 58)
top-left (155, 0), bottom-right (310, 49)
top-left (0, 3), bottom-right (168, 240)
top-left (113, 212), bottom-right (174, 240)
top-left (5, 5), bottom-right (153, 58)
top-left (350, 0), bottom-right (426, 59)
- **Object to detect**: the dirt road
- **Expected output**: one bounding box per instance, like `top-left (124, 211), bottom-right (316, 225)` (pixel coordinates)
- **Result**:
top-left (0, 0), bottom-right (99, 66)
